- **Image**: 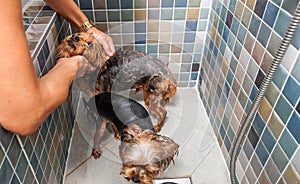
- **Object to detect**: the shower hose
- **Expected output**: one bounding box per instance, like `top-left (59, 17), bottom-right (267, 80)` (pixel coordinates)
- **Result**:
top-left (230, 2), bottom-right (300, 184)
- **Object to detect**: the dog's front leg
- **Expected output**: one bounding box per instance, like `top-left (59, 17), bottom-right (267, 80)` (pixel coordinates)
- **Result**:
top-left (148, 96), bottom-right (167, 132)
top-left (92, 118), bottom-right (108, 159)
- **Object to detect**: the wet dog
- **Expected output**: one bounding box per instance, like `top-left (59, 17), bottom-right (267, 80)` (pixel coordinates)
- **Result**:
top-left (83, 92), bottom-right (179, 184)
top-left (57, 32), bottom-right (178, 132)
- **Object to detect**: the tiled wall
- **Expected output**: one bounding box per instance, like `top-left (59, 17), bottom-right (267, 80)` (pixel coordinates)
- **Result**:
top-left (200, 0), bottom-right (300, 183)
top-left (0, 1), bottom-right (75, 183)
top-left (3, 0), bottom-right (300, 183)
top-left (75, 0), bottom-right (211, 87)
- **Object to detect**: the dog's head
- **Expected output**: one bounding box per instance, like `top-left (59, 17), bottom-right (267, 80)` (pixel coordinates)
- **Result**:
top-left (56, 32), bottom-right (107, 68)
top-left (147, 75), bottom-right (178, 105)
top-left (119, 124), bottom-right (179, 184)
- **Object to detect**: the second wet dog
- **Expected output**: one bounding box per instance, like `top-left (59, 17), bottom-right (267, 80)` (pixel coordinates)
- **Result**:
top-left (83, 92), bottom-right (179, 184)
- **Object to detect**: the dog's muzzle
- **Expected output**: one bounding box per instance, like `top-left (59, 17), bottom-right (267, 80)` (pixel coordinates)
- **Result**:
top-left (67, 34), bottom-right (80, 48)
top-left (132, 177), bottom-right (140, 183)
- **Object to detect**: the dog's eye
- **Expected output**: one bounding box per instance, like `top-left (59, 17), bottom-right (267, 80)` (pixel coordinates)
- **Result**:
top-left (88, 42), bottom-right (93, 47)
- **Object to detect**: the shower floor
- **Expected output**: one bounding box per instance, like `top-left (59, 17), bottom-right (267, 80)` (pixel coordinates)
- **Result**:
top-left (64, 88), bottom-right (230, 184)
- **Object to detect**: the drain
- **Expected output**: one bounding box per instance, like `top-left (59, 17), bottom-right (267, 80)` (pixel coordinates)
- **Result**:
top-left (154, 177), bottom-right (192, 184)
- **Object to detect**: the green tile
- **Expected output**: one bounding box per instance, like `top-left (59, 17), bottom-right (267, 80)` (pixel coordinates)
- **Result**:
top-left (274, 10), bottom-right (291, 37)
top-left (265, 82), bottom-right (280, 106)
top-left (271, 144), bottom-right (289, 172)
top-left (161, 9), bottom-right (173, 20)
top-left (121, 10), bottom-right (133, 21)
top-left (188, 0), bottom-right (201, 7)
top-left (135, 0), bottom-right (146, 8)
top-left (108, 11), bottom-right (120, 21)
top-left (200, 8), bottom-right (209, 19)
top-left (242, 6), bottom-right (252, 28)
top-left (16, 152), bottom-right (28, 183)
top-left (279, 129), bottom-right (297, 159)
top-left (174, 9), bottom-right (186, 20)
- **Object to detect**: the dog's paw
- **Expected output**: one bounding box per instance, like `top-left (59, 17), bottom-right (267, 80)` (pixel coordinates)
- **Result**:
top-left (92, 148), bottom-right (102, 159)
top-left (114, 133), bottom-right (121, 140)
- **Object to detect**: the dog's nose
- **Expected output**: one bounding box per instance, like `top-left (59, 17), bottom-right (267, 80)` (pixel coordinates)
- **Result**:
top-left (71, 34), bottom-right (80, 42)
top-left (132, 177), bottom-right (140, 183)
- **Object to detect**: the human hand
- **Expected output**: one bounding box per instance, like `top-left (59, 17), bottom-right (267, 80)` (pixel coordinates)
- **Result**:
top-left (56, 55), bottom-right (94, 79)
top-left (87, 27), bottom-right (115, 59)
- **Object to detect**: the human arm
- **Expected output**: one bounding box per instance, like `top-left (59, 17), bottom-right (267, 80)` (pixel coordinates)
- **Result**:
top-left (44, 0), bottom-right (115, 57)
top-left (0, 0), bottom-right (89, 136)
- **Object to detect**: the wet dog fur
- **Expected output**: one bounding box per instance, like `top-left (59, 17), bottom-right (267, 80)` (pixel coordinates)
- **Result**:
top-left (57, 32), bottom-right (178, 132)
top-left (83, 92), bottom-right (179, 184)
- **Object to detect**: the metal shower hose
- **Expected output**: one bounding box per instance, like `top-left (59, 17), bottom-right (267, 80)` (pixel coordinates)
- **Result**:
top-left (230, 2), bottom-right (300, 184)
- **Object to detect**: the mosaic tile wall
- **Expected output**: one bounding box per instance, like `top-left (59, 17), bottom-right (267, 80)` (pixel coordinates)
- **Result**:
top-left (0, 1), bottom-right (76, 183)
top-left (74, 0), bottom-right (211, 87)
top-left (199, 0), bottom-right (300, 183)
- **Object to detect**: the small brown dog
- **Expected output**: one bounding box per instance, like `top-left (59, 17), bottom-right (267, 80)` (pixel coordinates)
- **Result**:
top-left (56, 32), bottom-right (107, 96)
top-left (57, 32), bottom-right (178, 132)
top-left (83, 92), bottom-right (179, 184)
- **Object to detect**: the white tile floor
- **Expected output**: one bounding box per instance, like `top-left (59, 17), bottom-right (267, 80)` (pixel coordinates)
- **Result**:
top-left (64, 88), bottom-right (230, 184)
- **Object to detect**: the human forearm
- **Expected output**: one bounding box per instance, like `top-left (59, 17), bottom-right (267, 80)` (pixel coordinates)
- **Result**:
top-left (44, 0), bottom-right (88, 29)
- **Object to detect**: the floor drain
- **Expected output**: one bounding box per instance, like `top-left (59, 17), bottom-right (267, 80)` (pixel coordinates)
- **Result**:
top-left (154, 177), bottom-right (192, 184)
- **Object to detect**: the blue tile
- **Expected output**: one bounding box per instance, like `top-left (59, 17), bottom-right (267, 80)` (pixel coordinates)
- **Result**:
top-left (253, 114), bottom-right (266, 135)
top-left (271, 144), bottom-right (289, 172)
top-left (218, 21), bottom-right (224, 36)
top-left (226, 69), bottom-right (234, 85)
top-left (107, 0), bottom-right (119, 9)
top-left (198, 20), bottom-right (207, 31)
top-left (287, 111), bottom-right (300, 144)
top-left (250, 86), bottom-right (258, 102)
top-left (220, 5), bottom-right (227, 22)
top-left (175, 0), bottom-right (187, 7)
top-left (224, 135), bottom-right (231, 152)
top-left (272, 65), bottom-right (288, 89)
top-left (186, 20), bottom-right (198, 31)
top-left (79, 0), bottom-right (93, 9)
top-left (249, 14), bottom-right (261, 37)
top-left (135, 34), bottom-right (146, 44)
top-left (292, 55), bottom-right (300, 83)
top-left (231, 17), bottom-right (240, 36)
top-left (283, 76), bottom-right (300, 106)
top-left (200, 8), bottom-right (209, 19)
top-left (162, 0), bottom-right (174, 7)
top-left (291, 25), bottom-right (300, 49)
top-left (147, 44), bottom-right (158, 53)
top-left (184, 32), bottom-right (196, 42)
top-left (233, 41), bottom-right (242, 59)
top-left (229, 0), bottom-right (237, 13)
top-left (263, 1), bottom-right (279, 28)
top-left (237, 25), bottom-right (247, 44)
top-left (222, 26), bottom-right (230, 42)
top-left (256, 141), bottom-right (269, 166)
top-left (220, 124), bottom-right (226, 139)
top-left (161, 9), bottom-right (173, 20)
top-left (134, 22), bottom-right (146, 33)
top-left (261, 127), bottom-right (276, 153)
top-left (271, 0), bottom-right (282, 6)
top-left (279, 129), bottom-right (297, 159)
top-left (282, 0), bottom-right (299, 15)
top-left (0, 159), bottom-right (13, 184)
top-left (224, 81), bottom-right (230, 97)
top-left (121, 0), bottom-right (133, 9)
top-left (274, 10), bottom-right (291, 37)
top-left (244, 139), bottom-right (254, 159)
top-left (191, 72), bottom-right (198, 80)
top-left (275, 95), bottom-right (293, 124)
top-left (16, 152), bottom-right (28, 182)
top-left (257, 22), bottom-right (271, 47)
